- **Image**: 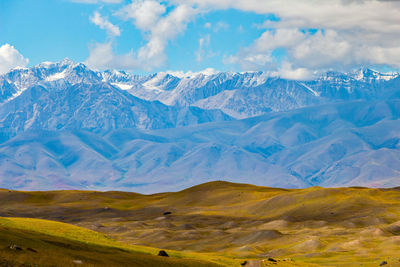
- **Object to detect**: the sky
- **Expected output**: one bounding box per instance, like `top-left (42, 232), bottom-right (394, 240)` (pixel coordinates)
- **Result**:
top-left (1, 0), bottom-right (400, 79)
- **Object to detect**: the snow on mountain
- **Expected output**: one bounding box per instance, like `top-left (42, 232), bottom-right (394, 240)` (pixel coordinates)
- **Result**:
top-left (192, 77), bottom-right (322, 118)
top-left (142, 72), bottom-right (181, 91)
top-left (0, 100), bottom-right (398, 193)
top-left (352, 68), bottom-right (399, 82)
top-left (101, 67), bottom-right (399, 119)
top-left (0, 81), bottom-right (232, 140)
top-left (1, 60), bottom-right (399, 118)
top-left (0, 59), bottom-right (103, 102)
top-left (0, 79), bottom-right (18, 103)
top-left (0, 60), bottom-right (399, 192)
top-left (304, 69), bottom-right (399, 100)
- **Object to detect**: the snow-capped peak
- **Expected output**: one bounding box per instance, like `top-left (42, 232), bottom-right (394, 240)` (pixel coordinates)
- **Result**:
top-left (45, 69), bottom-right (68, 82)
top-left (1, 61), bottom-right (400, 120)
top-left (38, 61), bottom-right (55, 68)
top-left (60, 58), bottom-right (74, 66)
top-left (166, 68), bottom-right (220, 79)
top-left (352, 67), bottom-right (398, 81)
top-left (36, 58), bottom-right (74, 69)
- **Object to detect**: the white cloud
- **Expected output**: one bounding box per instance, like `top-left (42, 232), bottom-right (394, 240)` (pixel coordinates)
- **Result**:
top-left (90, 11), bottom-right (121, 37)
top-left (225, 53), bottom-right (273, 71)
top-left (214, 21), bottom-right (229, 32)
top-left (87, 12), bottom-right (124, 70)
top-left (195, 34), bottom-right (210, 62)
top-left (167, 68), bottom-right (219, 78)
top-left (0, 44), bottom-right (29, 74)
top-left (269, 62), bottom-right (314, 80)
top-left (138, 4), bottom-right (197, 63)
top-left (85, 42), bottom-right (141, 70)
top-left (170, 0), bottom-right (400, 73)
top-left (87, 1), bottom-right (199, 71)
top-left (118, 0), bottom-right (166, 31)
top-left (86, 0), bottom-right (400, 73)
top-left (71, 0), bottom-right (123, 3)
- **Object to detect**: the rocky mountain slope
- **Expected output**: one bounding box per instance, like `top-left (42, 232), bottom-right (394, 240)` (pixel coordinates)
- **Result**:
top-left (0, 60), bottom-right (399, 192)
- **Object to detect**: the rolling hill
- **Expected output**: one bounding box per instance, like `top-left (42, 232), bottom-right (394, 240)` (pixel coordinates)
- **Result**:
top-left (0, 216), bottom-right (232, 267)
top-left (2, 181), bottom-right (400, 266)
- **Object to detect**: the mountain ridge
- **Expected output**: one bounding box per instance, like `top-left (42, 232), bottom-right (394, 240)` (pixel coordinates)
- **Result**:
top-left (0, 60), bottom-right (399, 192)
top-left (0, 99), bottom-right (398, 193)
top-left (2, 60), bottom-right (399, 118)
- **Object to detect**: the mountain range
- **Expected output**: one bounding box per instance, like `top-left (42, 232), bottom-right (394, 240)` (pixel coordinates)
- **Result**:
top-left (0, 59), bottom-right (399, 193)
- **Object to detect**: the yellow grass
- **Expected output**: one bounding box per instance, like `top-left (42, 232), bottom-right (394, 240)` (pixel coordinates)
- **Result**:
top-left (0, 216), bottom-right (245, 266)
top-left (2, 181), bottom-right (400, 266)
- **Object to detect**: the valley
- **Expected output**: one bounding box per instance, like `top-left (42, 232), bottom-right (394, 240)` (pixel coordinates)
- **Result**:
top-left (2, 1), bottom-right (400, 266)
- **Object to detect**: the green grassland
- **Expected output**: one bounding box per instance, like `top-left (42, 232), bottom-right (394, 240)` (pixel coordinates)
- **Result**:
top-left (0, 217), bottom-right (238, 266)
top-left (2, 181), bottom-right (400, 266)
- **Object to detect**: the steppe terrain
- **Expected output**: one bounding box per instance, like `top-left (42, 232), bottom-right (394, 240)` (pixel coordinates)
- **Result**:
top-left (2, 181), bottom-right (400, 266)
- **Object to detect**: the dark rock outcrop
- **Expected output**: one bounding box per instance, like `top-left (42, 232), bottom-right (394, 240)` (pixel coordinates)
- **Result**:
top-left (158, 250), bottom-right (169, 257)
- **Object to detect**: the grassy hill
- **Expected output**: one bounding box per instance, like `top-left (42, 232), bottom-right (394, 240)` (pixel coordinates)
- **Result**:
top-left (2, 181), bottom-right (400, 266)
top-left (0, 217), bottom-right (237, 266)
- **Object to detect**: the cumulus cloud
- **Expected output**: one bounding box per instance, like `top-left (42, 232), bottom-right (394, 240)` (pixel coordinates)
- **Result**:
top-left (269, 62), bottom-right (314, 80)
top-left (87, 12), bottom-right (124, 69)
top-left (86, 0), bottom-right (400, 74)
top-left (90, 11), bottom-right (121, 37)
top-left (170, 0), bottom-right (400, 75)
top-left (167, 68), bottom-right (219, 78)
top-left (71, 0), bottom-right (123, 3)
top-left (136, 4), bottom-right (197, 65)
top-left (118, 0), bottom-right (166, 31)
top-left (85, 42), bottom-right (141, 70)
top-left (87, 1), bottom-right (198, 70)
top-left (0, 44), bottom-right (29, 74)
top-left (196, 34), bottom-right (210, 62)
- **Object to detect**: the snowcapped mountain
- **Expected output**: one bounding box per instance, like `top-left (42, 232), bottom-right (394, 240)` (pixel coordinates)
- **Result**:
top-left (0, 60), bottom-right (399, 192)
top-left (352, 68), bottom-right (399, 82)
top-left (0, 82), bottom-right (232, 141)
top-left (112, 71), bottom-right (323, 118)
top-left (0, 79), bottom-right (18, 102)
top-left (102, 66), bottom-right (399, 118)
top-left (1, 60), bottom-right (399, 117)
top-left (303, 69), bottom-right (399, 100)
top-left (1, 59), bottom-right (100, 95)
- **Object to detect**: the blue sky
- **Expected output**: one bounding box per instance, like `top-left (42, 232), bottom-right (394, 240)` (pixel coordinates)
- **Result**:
top-left (1, 0), bottom-right (400, 78)
top-left (0, 0), bottom-right (267, 72)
